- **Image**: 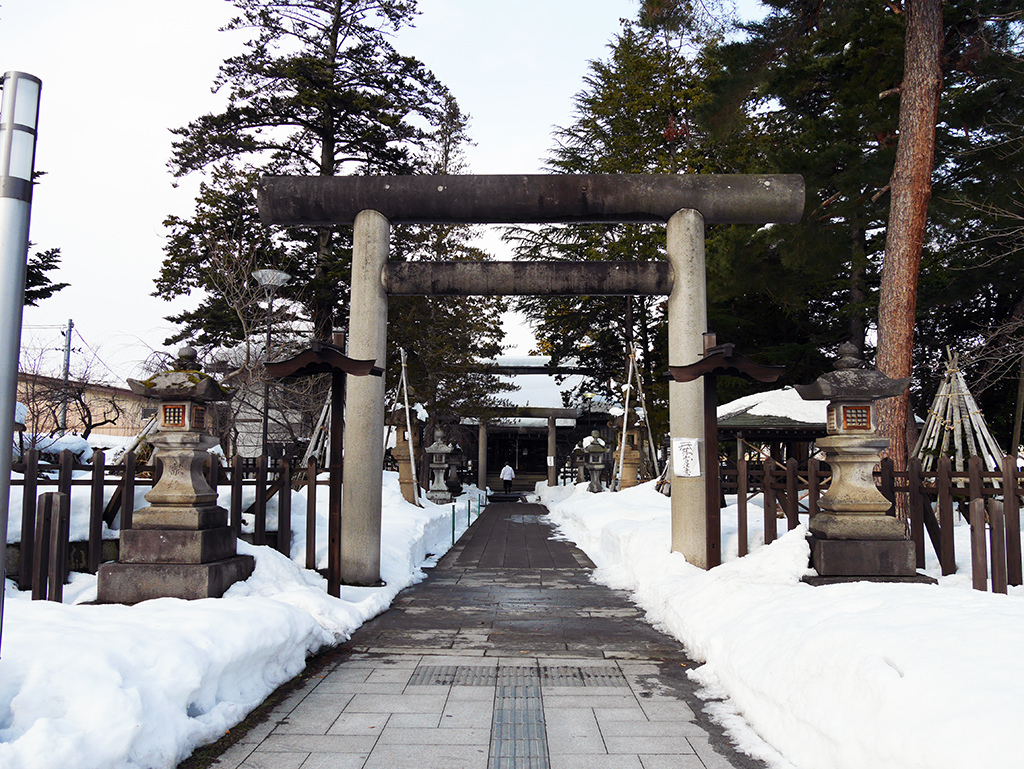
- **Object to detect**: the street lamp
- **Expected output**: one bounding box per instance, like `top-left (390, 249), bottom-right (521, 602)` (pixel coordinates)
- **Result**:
top-left (253, 269), bottom-right (290, 457)
top-left (0, 71), bottom-right (41, 652)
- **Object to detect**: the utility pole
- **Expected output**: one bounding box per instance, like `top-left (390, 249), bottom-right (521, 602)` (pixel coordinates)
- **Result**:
top-left (60, 318), bottom-right (72, 432)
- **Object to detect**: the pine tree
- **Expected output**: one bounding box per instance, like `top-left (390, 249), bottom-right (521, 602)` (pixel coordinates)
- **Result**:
top-left (164, 0), bottom-right (449, 340)
top-left (24, 247), bottom-right (68, 307)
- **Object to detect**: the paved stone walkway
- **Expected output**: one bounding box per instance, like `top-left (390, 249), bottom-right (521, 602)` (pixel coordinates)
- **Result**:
top-left (208, 503), bottom-right (765, 769)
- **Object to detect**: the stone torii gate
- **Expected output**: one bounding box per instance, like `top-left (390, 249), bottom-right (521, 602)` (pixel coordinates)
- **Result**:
top-left (258, 174), bottom-right (804, 585)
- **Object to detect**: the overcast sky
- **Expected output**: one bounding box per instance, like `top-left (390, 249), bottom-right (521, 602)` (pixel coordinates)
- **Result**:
top-left (1, 0), bottom-right (658, 382)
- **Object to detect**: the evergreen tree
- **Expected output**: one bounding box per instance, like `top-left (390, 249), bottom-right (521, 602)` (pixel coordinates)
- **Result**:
top-left (24, 247), bottom-right (68, 307)
top-left (164, 0), bottom-right (449, 340)
top-left (710, 0), bottom-right (1024, 446)
top-left (388, 95), bottom-right (515, 437)
top-left (507, 11), bottom-right (817, 438)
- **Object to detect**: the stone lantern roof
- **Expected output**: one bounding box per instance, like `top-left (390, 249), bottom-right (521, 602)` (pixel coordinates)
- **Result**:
top-left (794, 343), bottom-right (909, 402)
top-left (126, 346), bottom-right (232, 403)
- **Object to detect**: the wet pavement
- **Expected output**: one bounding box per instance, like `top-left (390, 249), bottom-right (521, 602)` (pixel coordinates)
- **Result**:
top-left (206, 502), bottom-right (766, 769)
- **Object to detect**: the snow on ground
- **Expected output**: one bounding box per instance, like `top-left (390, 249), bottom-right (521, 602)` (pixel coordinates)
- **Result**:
top-left (539, 480), bottom-right (1024, 769)
top-left (1, 473), bottom-right (480, 769)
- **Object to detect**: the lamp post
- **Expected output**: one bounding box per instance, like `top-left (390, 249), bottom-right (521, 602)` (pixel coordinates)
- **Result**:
top-left (253, 269), bottom-right (290, 457)
top-left (0, 71), bottom-right (41, 653)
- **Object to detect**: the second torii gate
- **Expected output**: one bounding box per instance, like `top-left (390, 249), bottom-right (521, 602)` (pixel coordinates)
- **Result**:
top-left (258, 173), bottom-right (804, 585)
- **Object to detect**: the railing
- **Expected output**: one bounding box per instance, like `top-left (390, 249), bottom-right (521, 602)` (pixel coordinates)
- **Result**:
top-left (721, 454), bottom-right (1022, 593)
top-left (8, 448), bottom-right (331, 596)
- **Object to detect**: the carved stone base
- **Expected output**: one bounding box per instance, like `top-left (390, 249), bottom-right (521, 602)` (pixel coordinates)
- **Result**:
top-left (97, 555), bottom-right (254, 604)
top-left (119, 526), bottom-right (238, 564)
top-left (132, 504), bottom-right (228, 530)
top-left (809, 535), bottom-right (917, 578)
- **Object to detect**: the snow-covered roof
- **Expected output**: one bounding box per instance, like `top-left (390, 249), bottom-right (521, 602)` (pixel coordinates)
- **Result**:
top-left (718, 386), bottom-right (827, 428)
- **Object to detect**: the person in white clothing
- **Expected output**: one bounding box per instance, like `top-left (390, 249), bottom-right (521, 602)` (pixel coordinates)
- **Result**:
top-left (499, 462), bottom-right (515, 493)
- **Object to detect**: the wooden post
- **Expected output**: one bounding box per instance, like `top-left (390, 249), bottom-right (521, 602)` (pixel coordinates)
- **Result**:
top-left (58, 449), bottom-right (74, 500)
top-left (47, 492), bottom-right (70, 603)
top-left (121, 451), bottom-right (136, 531)
top-left (19, 448), bottom-right (38, 590)
top-left (908, 457), bottom-right (926, 569)
top-left (988, 498), bottom-right (1007, 594)
top-left (937, 456), bottom-right (956, 575)
top-left (230, 454), bottom-right (243, 537)
top-left (277, 457), bottom-right (292, 557)
top-left (968, 456), bottom-right (988, 591)
top-left (704, 349), bottom-right (721, 567)
top-left (31, 493), bottom-right (53, 600)
top-left (254, 454), bottom-right (268, 546)
top-left (306, 458), bottom-right (318, 571)
top-left (764, 462), bottom-right (777, 545)
top-left (737, 455), bottom-right (748, 558)
top-left (785, 457), bottom-right (799, 530)
top-left (329, 370), bottom-right (345, 597)
top-left (1003, 455), bottom-right (1022, 586)
top-left (88, 451), bottom-right (105, 573)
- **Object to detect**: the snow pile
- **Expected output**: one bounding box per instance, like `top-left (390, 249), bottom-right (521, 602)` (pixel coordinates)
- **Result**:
top-left (541, 481), bottom-right (1024, 769)
top-left (718, 386), bottom-right (826, 425)
top-left (0, 475), bottom-right (475, 769)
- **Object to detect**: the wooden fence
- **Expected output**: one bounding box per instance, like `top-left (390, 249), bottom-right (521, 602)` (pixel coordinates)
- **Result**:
top-left (11, 448), bottom-right (1021, 596)
top-left (9, 448), bottom-right (328, 593)
top-left (722, 454), bottom-right (1023, 593)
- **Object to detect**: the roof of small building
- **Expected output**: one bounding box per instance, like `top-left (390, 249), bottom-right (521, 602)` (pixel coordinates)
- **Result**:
top-left (717, 387), bottom-right (827, 437)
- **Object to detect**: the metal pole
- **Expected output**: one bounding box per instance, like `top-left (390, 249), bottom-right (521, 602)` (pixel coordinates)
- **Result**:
top-left (261, 288), bottom-right (274, 457)
top-left (0, 71), bottom-right (41, 654)
top-left (60, 318), bottom-right (72, 432)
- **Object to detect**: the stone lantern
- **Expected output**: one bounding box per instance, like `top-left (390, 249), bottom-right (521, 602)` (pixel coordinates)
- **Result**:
top-left (795, 342), bottom-right (916, 579)
top-left (388, 407), bottom-right (421, 505)
top-left (583, 430), bottom-right (610, 493)
top-left (424, 427), bottom-right (454, 504)
top-left (98, 347), bottom-right (254, 603)
top-left (611, 413), bottom-right (643, 489)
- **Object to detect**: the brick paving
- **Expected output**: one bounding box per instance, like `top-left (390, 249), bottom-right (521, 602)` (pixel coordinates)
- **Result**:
top-left (206, 502), bottom-right (766, 769)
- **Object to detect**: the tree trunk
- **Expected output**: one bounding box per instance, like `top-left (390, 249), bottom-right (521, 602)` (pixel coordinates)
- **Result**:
top-left (875, 0), bottom-right (943, 513)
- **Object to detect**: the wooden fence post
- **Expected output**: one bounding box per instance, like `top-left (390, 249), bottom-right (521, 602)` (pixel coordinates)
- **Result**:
top-left (19, 448), bottom-right (38, 590)
top-left (230, 454), bottom-right (243, 537)
top-left (306, 458), bottom-right (318, 570)
top-left (277, 457), bottom-right (292, 557)
top-left (31, 492), bottom-right (53, 600)
top-left (88, 451), bottom-right (106, 573)
top-left (908, 458), bottom-right (926, 569)
top-left (764, 462), bottom-right (777, 545)
top-left (988, 498), bottom-right (1008, 594)
top-left (254, 454), bottom-right (268, 546)
top-left (967, 456), bottom-right (988, 591)
top-left (785, 458), bottom-right (799, 530)
top-left (121, 451), bottom-right (136, 531)
top-left (58, 449), bottom-right (74, 499)
top-left (937, 457), bottom-right (956, 576)
top-left (1003, 455), bottom-right (1022, 586)
top-left (47, 492), bottom-right (70, 603)
top-left (737, 457), bottom-right (748, 558)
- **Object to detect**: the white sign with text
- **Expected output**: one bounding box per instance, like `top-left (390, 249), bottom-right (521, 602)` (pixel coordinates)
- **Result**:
top-left (671, 438), bottom-right (701, 478)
